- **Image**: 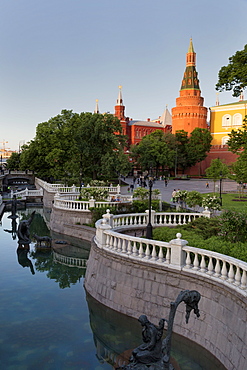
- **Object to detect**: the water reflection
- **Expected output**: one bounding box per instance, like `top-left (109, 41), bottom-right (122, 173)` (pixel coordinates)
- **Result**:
top-left (16, 244), bottom-right (35, 275)
top-left (4, 218), bottom-right (17, 239)
top-left (0, 210), bottom-right (227, 370)
top-left (85, 285), bottom-right (227, 370)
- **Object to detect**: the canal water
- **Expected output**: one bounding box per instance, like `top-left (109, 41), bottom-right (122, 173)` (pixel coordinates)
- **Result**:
top-left (0, 209), bottom-right (226, 370)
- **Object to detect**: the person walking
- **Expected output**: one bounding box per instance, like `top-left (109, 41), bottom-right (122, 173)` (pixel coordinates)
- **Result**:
top-left (171, 189), bottom-right (177, 203)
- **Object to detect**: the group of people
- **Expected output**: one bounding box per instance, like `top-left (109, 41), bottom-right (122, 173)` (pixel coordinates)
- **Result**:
top-left (110, 196), bottom-right (121, 202)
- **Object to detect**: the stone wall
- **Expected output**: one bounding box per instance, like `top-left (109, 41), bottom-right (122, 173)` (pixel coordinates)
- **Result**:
top-left (49, 205), bottom-right (94, 241)
top-left (84, 241), bottom-right (247, 370)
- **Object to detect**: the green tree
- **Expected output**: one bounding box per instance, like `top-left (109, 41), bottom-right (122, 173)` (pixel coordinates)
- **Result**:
top-left (227, 118), bottom-right (247, 154)
top-left (186, 191), bottom-right (203, 211)
top-left (19, 110), bottom-right (129, 183)
top-left (216, 44), bottom-right (247, 97)
top-left (187, 128), bottom-right (212, 166)
top-left (175, 128), bottom-right (212, 173)
top-left (205, 158), bottom-right (230, 192)
top-left (131, 130), bottom-right (175, 176)
top-left (6, 152), bottom-right (21, 170)
top-left (231, 151), bottom-right (247, 196)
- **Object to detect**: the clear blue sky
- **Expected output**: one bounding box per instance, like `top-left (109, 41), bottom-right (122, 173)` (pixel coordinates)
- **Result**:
top-left (1, 0), bottom-right (247, 150)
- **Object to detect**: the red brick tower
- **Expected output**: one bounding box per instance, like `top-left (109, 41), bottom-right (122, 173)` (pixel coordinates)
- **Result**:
top-left (114, 86), bottom-right (129, 139)
top-left (114, 85), bottom-right (125, 121)
top-left (172, 39), bottom-right (207, 135)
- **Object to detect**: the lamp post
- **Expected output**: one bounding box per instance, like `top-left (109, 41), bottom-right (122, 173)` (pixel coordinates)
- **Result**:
top-left (146, 169), bottom-right (153, 239)
top-left (219, 171), bottom-right (222, 206)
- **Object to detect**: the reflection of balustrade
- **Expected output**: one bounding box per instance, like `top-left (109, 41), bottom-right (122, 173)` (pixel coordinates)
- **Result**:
top-left (95, 212), bottom-right (247, 296)
top-left (53, 251), bottom-right (87, 268)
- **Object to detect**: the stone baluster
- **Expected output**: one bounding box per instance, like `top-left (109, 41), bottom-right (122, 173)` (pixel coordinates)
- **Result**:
top-left (221, 261), bottom-right (228, 280)
top-left (214, 258), bottom-right (221, 277)
top-left (151, 244), bottom-right (157, 260)
top-left (228, 263), bottom-right (235, 283)
top-left (158, 246), bottom-right (164, 262)
top-left (235, 266), bottom-right (241, 286)
top-left (207, 256), bottom-right (214, 275)
top-left (192, 252), bottom-right (199, 270)
top-left (145, 243), bottom-right (151, 259)
top-left (165, 248), bottom-right (170, 264)
top-left (241, 270), bottom-right (247, 289)
top-left (132, 241), bottom-right (137, 256)
top-left (200, 255), bottom-right (206, 273)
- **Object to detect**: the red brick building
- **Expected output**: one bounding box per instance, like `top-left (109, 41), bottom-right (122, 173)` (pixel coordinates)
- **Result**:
top-left (114, 86), bottom-right (171, 146)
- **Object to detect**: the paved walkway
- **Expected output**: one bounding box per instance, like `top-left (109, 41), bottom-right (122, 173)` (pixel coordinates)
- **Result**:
top-left (121, 177), bottom-right (239, 204)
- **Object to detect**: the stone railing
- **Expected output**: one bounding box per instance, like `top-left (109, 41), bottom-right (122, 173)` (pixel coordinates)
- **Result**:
top-left (107, 209), bottom-right (210, 229)
top-left (53, 251), bottom-right (87, 268)
top-left (35, 177), bottom-right (121, 194)
top-left (94, 211), bottom-right (247, 296)
top-left (13, 188), bottom-right (43, 199)
top-left (53, 193), bottom-right (132, 211)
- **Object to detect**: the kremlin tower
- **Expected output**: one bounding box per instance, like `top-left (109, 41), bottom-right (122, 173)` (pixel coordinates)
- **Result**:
top-left (171, 39), bottom-right (208, 135)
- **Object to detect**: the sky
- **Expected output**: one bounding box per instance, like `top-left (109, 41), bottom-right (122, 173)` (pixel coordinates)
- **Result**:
top-left (0, 0), bottom-right (247, 151)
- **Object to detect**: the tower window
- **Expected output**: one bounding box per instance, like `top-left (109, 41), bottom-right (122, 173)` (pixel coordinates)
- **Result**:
top-left (233, 113), bottom-right (242, 126)
top-left (222, 114), bottom-right (231, 127)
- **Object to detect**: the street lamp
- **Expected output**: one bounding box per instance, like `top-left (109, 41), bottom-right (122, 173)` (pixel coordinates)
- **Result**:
top-left (219, 171), bottom-right (223, 206)
top-left (146, 169), bottom-right (154, 239)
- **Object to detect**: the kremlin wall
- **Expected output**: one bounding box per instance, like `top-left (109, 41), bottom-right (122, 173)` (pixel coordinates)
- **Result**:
top-left (106, 39), bottom-right (244, 176)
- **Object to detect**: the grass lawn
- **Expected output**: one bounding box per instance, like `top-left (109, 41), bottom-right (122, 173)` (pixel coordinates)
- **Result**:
top-left (209, 192), bottom-right (247, 211)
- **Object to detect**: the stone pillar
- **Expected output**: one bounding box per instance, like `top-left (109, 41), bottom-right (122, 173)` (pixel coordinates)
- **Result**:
top-left (116, 184), bottom-right (121, 194)
top-left (145, 209), bottom-right (156, 225)
top-left (102, 209), bottom-right (114, 227)
top-left (89, 197), bottom-right (96, 208)
top-left (169, 233), bottom-right (188, 269)
top-left (95, 218), bottom-right (112, 248)
top-left (202, 206), bottom-right (211, 218)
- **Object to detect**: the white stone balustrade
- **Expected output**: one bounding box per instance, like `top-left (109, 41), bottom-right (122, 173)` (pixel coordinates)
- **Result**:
top-left (13, 187), bottom-right (43, 199)
top-left (35, 177), bottom-right (120, 194)
top-left (94, 211), bottom-right (247, 296)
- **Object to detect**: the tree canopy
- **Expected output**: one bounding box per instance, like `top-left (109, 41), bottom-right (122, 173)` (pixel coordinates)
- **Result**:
top-left (18, 110), bottom-right (130, 183)
top-left (216, 44), bottom-right (247, 97)
top-left (130, 128), bottom-right (212, 175)
top-left (227, 117), bottom-right (247, 154)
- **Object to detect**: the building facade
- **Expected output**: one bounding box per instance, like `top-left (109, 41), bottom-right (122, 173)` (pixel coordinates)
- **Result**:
top-left (113, 86), bottom-right (172, 147)
top-left (210, 99), bottom-right (247, 145)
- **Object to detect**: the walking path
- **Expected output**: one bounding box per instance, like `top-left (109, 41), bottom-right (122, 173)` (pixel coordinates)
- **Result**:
top-left (121, 177), bottom-right (239, 204)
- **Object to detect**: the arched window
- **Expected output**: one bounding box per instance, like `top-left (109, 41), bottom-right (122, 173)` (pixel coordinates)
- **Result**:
top-left (233, 113), bottom-right (242, 126)
top-left (222, 114), bottom-right (231, 127)
top-left (222, 136), bottom-right (229, 145)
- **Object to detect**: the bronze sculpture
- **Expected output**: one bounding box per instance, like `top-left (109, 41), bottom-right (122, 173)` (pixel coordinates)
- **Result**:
top-left (17, 211), bottom-right (35, 246)
top-left (119, 290), bottom-right (201, 370)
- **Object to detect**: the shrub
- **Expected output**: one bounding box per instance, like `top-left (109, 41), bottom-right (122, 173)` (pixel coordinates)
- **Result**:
top-left (80, 187), bottom-right (109, 201)
top-left (219, 209), bottom-right (247, 243)
top-left (186, 191), bottom-right (203, 210)
top-left (180, 216), bottom-right (220, 239)
top-left (202, 194), bottom-right (221, 211)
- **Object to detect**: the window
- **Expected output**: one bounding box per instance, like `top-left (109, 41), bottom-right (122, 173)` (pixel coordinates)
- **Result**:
top-left (222, 114), bottom-right (231, 127)
top-left (233, 113), bottom-right (242, 126)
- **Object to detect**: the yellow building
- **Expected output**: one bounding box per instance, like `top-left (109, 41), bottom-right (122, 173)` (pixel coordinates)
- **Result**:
top-left (210, 99), bottom-right (247, 145)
